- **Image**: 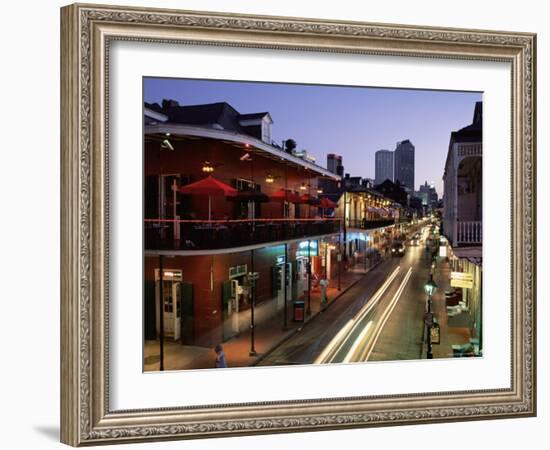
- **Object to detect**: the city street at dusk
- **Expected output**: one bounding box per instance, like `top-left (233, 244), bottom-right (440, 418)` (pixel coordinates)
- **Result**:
top-left (142, 79), bottom-right (483, 371)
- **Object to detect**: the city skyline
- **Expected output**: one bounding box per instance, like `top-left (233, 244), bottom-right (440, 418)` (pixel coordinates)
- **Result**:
top-left (144, 77), bottom-right (482, 196)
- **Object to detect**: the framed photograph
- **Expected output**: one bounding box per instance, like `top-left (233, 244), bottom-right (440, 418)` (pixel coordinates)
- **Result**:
top-left (60, 3), bottom-right (536, 446)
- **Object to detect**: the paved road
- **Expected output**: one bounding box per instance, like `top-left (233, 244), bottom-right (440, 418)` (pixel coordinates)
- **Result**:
top-left (257, 257), bottom-right (400, 366)
top-left (259, 230), bottom-right (433, 366)
top-left (367, 242), bottom-right (432, 362)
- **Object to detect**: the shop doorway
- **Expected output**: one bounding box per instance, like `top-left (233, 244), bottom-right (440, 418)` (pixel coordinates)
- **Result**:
top-left (222, 264), bottom-right (248, 341)
top-left (296, 256), bottom-right (308, 298)
top-left (154, 269), bottom-right (194, 343)
top-left (273, 259), bottom-right (292, 309)
top-left (155, 269), bottom-right (182, 341)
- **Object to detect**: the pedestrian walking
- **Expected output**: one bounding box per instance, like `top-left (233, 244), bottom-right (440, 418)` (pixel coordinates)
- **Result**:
top-left (319, 278), bottom-right (329, 305)
top-left (214, 344), bottom-right (228, 368)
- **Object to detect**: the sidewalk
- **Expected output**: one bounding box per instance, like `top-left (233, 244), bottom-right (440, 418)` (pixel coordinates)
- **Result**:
top-left (144, 254), bottom-right (382, 371)
top-left (423, 257), bottom-right (472, 359)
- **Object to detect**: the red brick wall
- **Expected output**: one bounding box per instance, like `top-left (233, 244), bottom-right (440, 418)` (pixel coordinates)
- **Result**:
top-left (144, 246), bottom-right (287, 347)
top-left (144, 255), bottom-right (223, 347)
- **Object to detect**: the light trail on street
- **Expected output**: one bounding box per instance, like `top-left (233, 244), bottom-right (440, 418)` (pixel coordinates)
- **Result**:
top-left (315, 232), bottom-right (425, 364)
top-left (361, 267), bottom-right (413, 361)
top-left (314, 266), bottom-right (401, 364)
top-left (258, 223), bottom-right (433, 367)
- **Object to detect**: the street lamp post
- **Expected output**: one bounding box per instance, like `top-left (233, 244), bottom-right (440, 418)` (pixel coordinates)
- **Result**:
top-left (283, 243), bottom-right (288, 331)
top-left (248, 269), bottom-right (259, 357)
top-left (364, 241), bottom-right (368, 273)
top-left (424, 276), bottom-right (438, 359)
top-left (158, 255), bottom-right (165, 371)
top-left (337, 234), bottom-right (342, 291)
top-left (343, 190), bottom-right (347, 267)
top-left (283, 162), bottom-right (289, 330)
top-left (306, 239), bottom-right (312, 315)
top-left (249, 248), bottom-right (259, 357)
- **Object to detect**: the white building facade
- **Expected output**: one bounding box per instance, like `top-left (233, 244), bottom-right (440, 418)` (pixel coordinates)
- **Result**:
top-left (443, 103), bottom-right (482, 247)
top-left (442, 101), bottom-right (483, 355)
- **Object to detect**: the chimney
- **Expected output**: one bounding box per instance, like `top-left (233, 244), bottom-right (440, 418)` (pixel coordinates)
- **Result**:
top-left (161, 99), bottom-right (180, 109)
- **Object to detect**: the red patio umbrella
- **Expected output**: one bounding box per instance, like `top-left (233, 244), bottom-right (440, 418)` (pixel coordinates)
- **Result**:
top-left (299, 194), bottom-right (321, 205)
top-left (180, 175), bottom-right (237, 220)
top-left (319, 197), bottom-right (338, 209)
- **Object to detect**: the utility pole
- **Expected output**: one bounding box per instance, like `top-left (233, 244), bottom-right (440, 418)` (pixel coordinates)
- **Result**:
top-left (249, 250), bottom-right (258, 356)
top-left (343, 190), bottom-right (348, 268)
top-left (283, 243), bottom-right (288, 330)
top-left (307, 240), bottom-right (312, 315)
top-left (158, 255), bottom-right (164, 371)
top-left (337, 234), bottom-right (342, 291)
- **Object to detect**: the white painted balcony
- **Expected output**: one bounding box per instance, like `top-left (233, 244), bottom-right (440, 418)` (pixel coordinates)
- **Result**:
top-left (456, 221), bottom-right (482, 245)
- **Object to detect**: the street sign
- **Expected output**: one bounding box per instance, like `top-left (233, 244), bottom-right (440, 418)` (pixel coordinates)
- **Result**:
top-left (430, 323), bottom-right (441, 344)
top-left (450, 271), bottom-right (473, 289)
top-left (451, 271), bottom-right (473, 281)
top-left (451, 279), bottom-right (473, 289)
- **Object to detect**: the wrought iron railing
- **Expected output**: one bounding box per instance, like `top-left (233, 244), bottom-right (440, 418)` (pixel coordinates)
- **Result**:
top-left (456, 221), bottom-right (482, 245)
top-left (347, 218), bottom-right (396, 230)
top-left (144, 218), bottom-right (342, 251)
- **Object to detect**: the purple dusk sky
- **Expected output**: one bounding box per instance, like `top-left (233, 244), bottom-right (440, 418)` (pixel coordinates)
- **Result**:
top-left (144, 77), bottom-right (482, 196)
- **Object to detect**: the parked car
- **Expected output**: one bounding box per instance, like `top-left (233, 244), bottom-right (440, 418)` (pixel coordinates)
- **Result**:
top-left (391, 241), bottom-right (406, 257)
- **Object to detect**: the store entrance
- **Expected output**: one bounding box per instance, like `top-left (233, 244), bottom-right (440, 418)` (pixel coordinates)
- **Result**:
top-left (222, 264), bottom-right (249, 341)
top-left (274, 260), bottom-right (292, 308)
top-left (155, 269), bottom-right (182, 341)
top-left (296, 256), bottom-right (308, 298)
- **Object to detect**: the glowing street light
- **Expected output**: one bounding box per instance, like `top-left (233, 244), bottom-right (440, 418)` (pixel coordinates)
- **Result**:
top-left (423, 276), bottom-right (438, 359)
top-left (424, 277), bottom-right (438, 297)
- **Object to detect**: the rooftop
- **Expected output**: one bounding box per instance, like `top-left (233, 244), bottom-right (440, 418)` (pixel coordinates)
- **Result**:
top-left (144, 100), bottom-right (340, 180)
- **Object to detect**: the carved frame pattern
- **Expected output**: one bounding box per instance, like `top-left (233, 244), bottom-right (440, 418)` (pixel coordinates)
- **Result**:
top-left (60, 3), bottom-right (536, 446)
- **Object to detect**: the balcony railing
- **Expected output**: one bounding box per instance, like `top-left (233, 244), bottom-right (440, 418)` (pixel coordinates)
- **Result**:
top-left (456, 221), bottom-right (482, 245)
top-left (457, 143), bottom-right (482, 157)
top-left (347, 218), bottom-right (396, 230)
top-left (145, 218), bottom-right (342, 251)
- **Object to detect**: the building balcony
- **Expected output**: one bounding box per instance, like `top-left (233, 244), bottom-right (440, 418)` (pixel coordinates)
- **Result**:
top-left (347, 218), bottom-right (396, 230)
top-left (457, 143), bottom-right (482, 158)
top-left (456, 220), bottom-right (482, 245)
top-left (144, 218), bottom-right (342, 251)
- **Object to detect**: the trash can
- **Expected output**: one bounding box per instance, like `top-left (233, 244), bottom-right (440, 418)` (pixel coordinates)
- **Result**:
top-left (293, 301), bottom-right (305, 322)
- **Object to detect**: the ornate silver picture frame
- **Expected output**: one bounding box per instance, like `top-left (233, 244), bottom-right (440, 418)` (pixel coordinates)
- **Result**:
top-left (60, 3), bottom-right (536, 446)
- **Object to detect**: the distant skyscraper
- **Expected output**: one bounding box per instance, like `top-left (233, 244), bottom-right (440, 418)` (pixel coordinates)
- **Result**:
top-left (394, 139), bottom-right (415, 191)
top-left (375, 150), bottom-right (394, 185)
top-left (417, 181), bottom-right (438, 209)
top-left (327, 153), bottom-right (344, 176)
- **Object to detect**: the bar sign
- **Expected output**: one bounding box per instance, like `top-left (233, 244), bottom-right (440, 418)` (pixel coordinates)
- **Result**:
top-left (450, 271), bottom-right (473, 289)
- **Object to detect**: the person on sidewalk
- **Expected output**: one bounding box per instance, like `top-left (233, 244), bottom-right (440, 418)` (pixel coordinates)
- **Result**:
top-left (319, 278), bottom-right (329, 305)
top-left (214, 344), bottom-right (228, 368)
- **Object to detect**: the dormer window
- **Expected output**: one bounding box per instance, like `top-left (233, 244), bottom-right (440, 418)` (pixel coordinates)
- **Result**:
top-left (239, 112), bottom-right (273, 144)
